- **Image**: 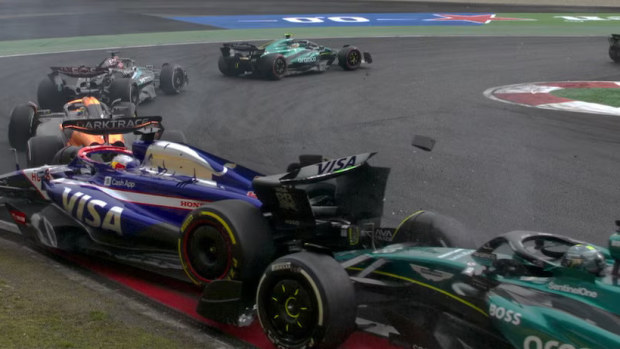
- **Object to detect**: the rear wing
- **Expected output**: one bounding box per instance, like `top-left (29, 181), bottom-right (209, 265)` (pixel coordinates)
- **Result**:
top-left (610, 34), bottom-right (620, 46)
top-left (279, 152), bottom-right (376, 185)
top-left (220, 42), bottom-right (264, 57)
top-left (252, 152), bottom-right (388, 235)
top-left (50, 66), bottom-right (108, 78)
top-left (61, 116), bottom-right (164, 137)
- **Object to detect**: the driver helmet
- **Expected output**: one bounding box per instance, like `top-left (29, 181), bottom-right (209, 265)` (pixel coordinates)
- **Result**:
top-left (561, 244), bottom-right (606, 275)
top-left (105, 56), bottom-right (124, 69)
top-left (110, 154), bottom-right (139, 171)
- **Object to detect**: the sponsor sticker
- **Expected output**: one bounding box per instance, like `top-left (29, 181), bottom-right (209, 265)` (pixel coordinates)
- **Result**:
top-left (9, 210), bottom-right (27, 225)
top-left (62, 187), bottom-right (124, 235)
top-left (297, 56), bottom-right (317, 63)
top-left (271, 262), bottom-right (292, 272)
top-left (547, 282), bottom-right (598, 298)
top-left (317, 155), bottom-right (358, 175)
top-left (523, 335), bottom-right (590, 349)
top-left (373, 228), bottom-right (395, 242)
top-left (489, 304), bottom-right (521, 325)
top-left (180, 200), bottom-right (202, 208)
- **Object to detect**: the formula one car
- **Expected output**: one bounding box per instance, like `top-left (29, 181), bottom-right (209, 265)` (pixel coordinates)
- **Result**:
top-left (7, 98), bottom-right (136, 167)
top-left (218, 34), bottom-right (372, 80)
top-left (198, 220), bottom-right (620, 348)
top-left (37, 53), bottom-right (188, 111)
top-left (609, 34), bottom-right (620, 62)
top-left (1, 116), bottom-right (431, 290)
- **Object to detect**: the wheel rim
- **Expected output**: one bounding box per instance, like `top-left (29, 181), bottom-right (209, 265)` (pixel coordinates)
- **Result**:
top-left (274, 57), bottom-right (287, 76)
top-left (263, 278), bottom-right (317, 342)
top-left (347, 50), bottom-right (361, 67)
top-left (186, 224), bottom-right (231, 280)
top-left (173, 69), bottom-right (184, 89)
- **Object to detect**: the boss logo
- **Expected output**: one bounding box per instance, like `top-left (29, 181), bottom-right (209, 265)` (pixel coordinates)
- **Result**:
top-left (489, 304), bottom-right (521, 325)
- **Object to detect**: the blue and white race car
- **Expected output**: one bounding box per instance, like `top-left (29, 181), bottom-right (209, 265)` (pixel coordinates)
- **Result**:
top-left (0, 116), bottom-right (392, 288)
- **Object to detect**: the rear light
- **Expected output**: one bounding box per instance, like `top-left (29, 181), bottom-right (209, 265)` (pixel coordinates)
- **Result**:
top-left (9, 209), bottom-right (27, 225)
top-left (247, 191), bottom-right (257, 199)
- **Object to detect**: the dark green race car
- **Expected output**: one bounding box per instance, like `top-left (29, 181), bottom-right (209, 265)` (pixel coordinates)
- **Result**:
top-left (199, 210), bottom-right (620, 348)
top-left (249, 225), bottom-right (620, 349)
top-left (218, 35), bottom-right (372, 80)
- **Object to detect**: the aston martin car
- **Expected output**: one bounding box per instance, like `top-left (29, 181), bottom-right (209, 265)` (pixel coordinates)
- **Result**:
top-left (218, 34), bottom-right (372, 80)
top-left (199, 221), bottom-right (620, 349)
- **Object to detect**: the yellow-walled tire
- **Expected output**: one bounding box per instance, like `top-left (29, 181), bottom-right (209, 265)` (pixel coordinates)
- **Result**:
top-left (257, 252), bottom-right (356, 349)
top-left (179, 199), bottom-right (274, 285)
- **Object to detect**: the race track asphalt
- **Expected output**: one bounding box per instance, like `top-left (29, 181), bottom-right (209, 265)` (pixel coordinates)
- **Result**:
top-left (2, 1), bottom-right (620, 245)
top-left (2, 0), bottom-right (620, 348)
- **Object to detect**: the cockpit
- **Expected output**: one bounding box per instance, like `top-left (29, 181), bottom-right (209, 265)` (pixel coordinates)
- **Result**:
top-left (472, 231), bottom-right (608, 277)
top-left (77, 145), bottom-right (139, 172)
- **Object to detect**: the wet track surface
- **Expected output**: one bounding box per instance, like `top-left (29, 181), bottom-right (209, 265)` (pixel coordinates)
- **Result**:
top-left (2, 35), bottom-right (620, 246)
top-left (3, 1), bottom-right (620, 347)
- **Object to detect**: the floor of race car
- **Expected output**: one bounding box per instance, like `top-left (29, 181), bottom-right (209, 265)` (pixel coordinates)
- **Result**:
top-left (0, 223), bottom-right (400, 349)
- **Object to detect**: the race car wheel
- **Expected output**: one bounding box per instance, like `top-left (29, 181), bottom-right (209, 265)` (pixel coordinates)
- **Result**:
top-left (52, 146), bottom-right (80, 165)
top-left (218, 55), bottom-right (238, 77)
top-left (109, 78), bottom-right (139, 105)
top-left (257, 252), bottom-right (356, 349)
top-left (37, 76), bottom-right (65, 112)
top-left (338, 46), bottom-right (362, 71)
top-left (609, 46), bottom-right (620, 63)
top-left (27, 135), bottom-right (65, 167)
top-left (391, 210), bottom-right (477, 249)
top-left (179, 199), bottom-right (274, 285)
top-left (160, 63), bottom-right (187, 94)
top-left (8, 104), bottom-right (36, 151)
top-left (259, 53), bottom-right (287, 80)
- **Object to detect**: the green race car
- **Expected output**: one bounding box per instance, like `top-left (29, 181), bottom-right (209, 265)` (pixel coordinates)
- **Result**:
top-left (218, 34), bottom-right (372, 80)
top-left (199, 211), bottom-right (620, 348)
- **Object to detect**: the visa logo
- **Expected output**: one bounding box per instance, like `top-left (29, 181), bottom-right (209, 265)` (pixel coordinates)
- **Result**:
top-left (317, 156), bottom-right (357, 175)
top-left (62, 187), bottom-right (123, 235)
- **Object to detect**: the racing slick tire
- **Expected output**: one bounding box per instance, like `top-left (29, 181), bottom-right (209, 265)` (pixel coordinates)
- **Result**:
top-left (37, 76), bottom-right (65, 112)
top-left (159, 63), bottom-right (187, 94)
top-left (179, 199), bottom-right (275, 285)
top-left (338, 46), bottom-right (362, 71)
top-left (8, 104), bottom-right (36, 151)
top-left (109, 78), bottom-right (139, 105)
top-left (256, 252), bottom-right (356, 349)
top-left (259, 53), bottom-right (287, 80)
top-left (27, 135), bottom-right (65, 167)
top-left (160, 130), bottom-right (187, 144)
top-left (391, 210), bottom-right (477, 249)
top-left (609, 46), bottom-right (620, 63)
top-left (218, 55), bottom-right (239, 77)
top-left (52, 146), bottom-right (80, 165)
